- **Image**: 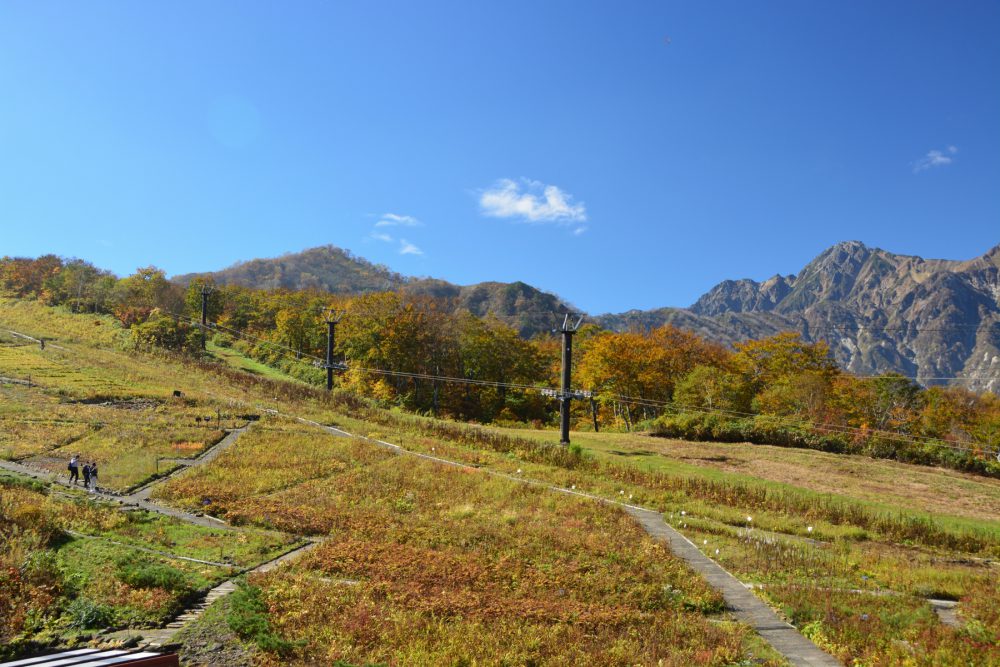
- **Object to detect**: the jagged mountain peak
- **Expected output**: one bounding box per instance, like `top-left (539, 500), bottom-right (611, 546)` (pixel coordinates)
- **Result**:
top-left (978, 243), bottom-right (1000, 268)
top-left (603, 240), bottom-right (1000, 392)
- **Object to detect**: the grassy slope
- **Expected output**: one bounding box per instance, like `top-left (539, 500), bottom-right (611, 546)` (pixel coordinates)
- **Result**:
top-left (1, 302), bottom-right (780, 664)
top-left (153, 420), bottom-right (759, 665)
top-left (4, 298), bottom-right (1000, 665)
top-left (206, 340), bottom-right (309, 384)
top-left (541, 430), bottom-right (1000, 524)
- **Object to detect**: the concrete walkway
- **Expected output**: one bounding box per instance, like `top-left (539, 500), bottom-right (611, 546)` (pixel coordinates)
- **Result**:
top-left (626, 507), bottom-right (841, 666)
top-left (929, 599), bottom-right (961, 628)
top-left (291, 414), bottom-right (841, 666)
top-left (0, 428), bottom-right (247, 530)
top-left (128, 425), bottom-right (249, 501)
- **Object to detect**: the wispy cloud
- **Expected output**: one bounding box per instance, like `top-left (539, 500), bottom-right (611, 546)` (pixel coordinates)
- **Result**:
top-left (479, 178), bottom-right (586, 224)
top-left (399, 239), bottom-right (423, 255)
top-left (913, 145), bottom-right (958, 173)
top-left (375, 213), bottom-right (422, 227)
top-left (572, 226), bottom-right (588, 236)
top-left (365, 212), bottom-right (426, 256)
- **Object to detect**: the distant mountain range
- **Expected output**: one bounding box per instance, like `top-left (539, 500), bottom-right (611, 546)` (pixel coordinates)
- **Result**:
top-left (174, 246), bottom-right (574, 336)
top-left (175, 241), bottom-right (1000, 392)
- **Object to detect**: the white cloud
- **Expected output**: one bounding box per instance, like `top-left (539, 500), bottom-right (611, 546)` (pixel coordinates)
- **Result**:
top-left (479, 178), bottom-right (586, 224)
top-left (370, 232), bottom-right (394, 243)
top-left (399, 239), bottom-right (423, 255)
top-left (572, 226), bottom-right (588, 236)
top-left (913, 147), bottom-right (957, 173)
top-left (375, 213), bottom-right (422, 227)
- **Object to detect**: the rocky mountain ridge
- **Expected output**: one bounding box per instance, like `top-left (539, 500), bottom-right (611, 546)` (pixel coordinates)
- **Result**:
top-left (175, 241), bottom-right (1000, 392)
top-left (596, 241), bottom-right (1000, 392)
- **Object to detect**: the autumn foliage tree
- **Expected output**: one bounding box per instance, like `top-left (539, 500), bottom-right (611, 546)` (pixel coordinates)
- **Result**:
top-left (3, 253), bottom-right (999, 474)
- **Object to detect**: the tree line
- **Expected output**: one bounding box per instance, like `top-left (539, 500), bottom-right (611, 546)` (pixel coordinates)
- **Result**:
top-left (3, 254), bottom-right (998, 475)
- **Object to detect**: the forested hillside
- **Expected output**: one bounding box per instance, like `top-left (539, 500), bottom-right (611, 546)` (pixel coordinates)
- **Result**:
top-left (174, 245), bottom-right (406, 293)
top-left (173, 241), bottom-right (1000, 391)
top-left (3, 253), bottom-right (999, 478)
top-left (176, 245), bottom-right (574, 337)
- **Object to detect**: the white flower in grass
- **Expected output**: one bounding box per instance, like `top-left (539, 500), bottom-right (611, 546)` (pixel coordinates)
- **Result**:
top-left (703, 539), bottom-right (708, 545)
top-left (516, 469), bottom-right (522, 474)
top-left (746, 516), bottom-right (753, 523)
top-left (807, 526), bottom-right (813, 533)
top-left (715, 548), bottom-right (720, 556)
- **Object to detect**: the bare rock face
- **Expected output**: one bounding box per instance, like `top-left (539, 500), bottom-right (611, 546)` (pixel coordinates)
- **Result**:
top-left (600, 241), bottom-right (1000, 392)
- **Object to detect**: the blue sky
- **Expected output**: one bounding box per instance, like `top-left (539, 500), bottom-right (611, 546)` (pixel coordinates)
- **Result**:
top-left (1, 1), bottom-right (998, 314)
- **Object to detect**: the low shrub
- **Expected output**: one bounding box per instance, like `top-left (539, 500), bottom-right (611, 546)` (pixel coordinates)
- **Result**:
top-left (227, 581), bottom-right (299, 656)
top-left (652, 412), bottom-right (1000, 478)
top-left (65, 597), bottom-right (113, 629)
top-left (115, 558), bottom-right (189, 593)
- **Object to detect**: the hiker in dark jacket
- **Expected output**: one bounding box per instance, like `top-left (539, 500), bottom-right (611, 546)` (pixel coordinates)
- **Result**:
top-left (89, 461), bottom-right (99, 492)
top-left (82, 461), bottom-right (92, 489)
top-left (68, 455), bottom-right (79, 485)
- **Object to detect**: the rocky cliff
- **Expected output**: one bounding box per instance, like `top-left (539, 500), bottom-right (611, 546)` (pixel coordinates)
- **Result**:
top-left (598, 241), bottom-right (1000, 392)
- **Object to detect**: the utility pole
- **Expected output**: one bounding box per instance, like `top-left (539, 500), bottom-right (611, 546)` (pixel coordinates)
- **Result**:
top-left (323, 308), bottom-right (345, 391)
top-left (200, 284), bottom-right (214, 350)
top-left (558, 314), bottom-right (584, 445)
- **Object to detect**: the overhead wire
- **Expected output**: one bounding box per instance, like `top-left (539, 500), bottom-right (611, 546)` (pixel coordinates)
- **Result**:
top-left (10, 311), bottom-right (997, 461)
top-left (164, 309), bottom-right (550, 392)
top-left (167, 308), bottom-right (999, 387)
top-left (160, 308), bottom-right (999, 458)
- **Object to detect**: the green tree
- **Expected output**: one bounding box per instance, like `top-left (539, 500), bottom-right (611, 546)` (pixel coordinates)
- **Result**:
top-left (675, 365), bottom-right (752, 413)
top-left (183, 277), bottom-right (224, 323)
